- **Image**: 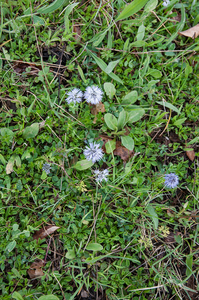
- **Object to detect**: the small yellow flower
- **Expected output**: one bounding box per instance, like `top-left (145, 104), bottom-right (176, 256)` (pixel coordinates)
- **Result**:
top-left (76, 181), bottom-right (87, 192)
top-left (159, 226), bottom-right (170, 237)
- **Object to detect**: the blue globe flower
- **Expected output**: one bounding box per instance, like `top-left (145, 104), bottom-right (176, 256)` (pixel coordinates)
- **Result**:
top-left (164, 173), bottom-right (179, 189)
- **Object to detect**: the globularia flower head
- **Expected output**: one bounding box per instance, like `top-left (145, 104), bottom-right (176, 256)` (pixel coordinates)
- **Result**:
top-left (164, 173), bottom-right (179, 188)
top-left (84, 86), bottom-right (103, 105)
top-left (83, 142), bottom-right (104, 163)
top-left (94, 169), bottom-right (109, 183)
top-left (42, 163), bottom-right (51, 174)
top-left (66, 88), bottom-right (83, 104)
top-left (162, 0), bottom-right (170, 7)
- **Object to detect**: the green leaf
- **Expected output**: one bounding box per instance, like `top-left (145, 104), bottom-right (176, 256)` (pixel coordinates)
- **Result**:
top-left (15, 155), bottom-right (21, 168)
top-left (127, 109), bottom-right (145, 123)
top-left (65, 249), bottom-right (76, 259)
top-left (33, 15), bottom-right (45, 25)
top-left (21, 150), bottom-right (31, 160)
top-left (156, 101), bottom-right (180, 114)
top-left (86, 49), bottom-right (123, 84)
top-left (147, 80), bottom-right (159, 88)
top-left (147, 206), bottom-right (158, 230)
top-left (77, 65), bottom-right (86, 83)
top-left (12, 291), bottom-right (24, 300)
top-left (116, 0), bottom-right (149, 21)
top-left (74, 160), bottom-right (94, 170)
top-left (23, 123), bottom-right (39, 139)
top-left (130, 40), bottom-right (146, 47)
top-left (105, 140), bottom-right (116, 154)
top-left (6, 240), bottom-right (16, 252)
top-left (144, 0), bottom-right (158, 13)
top-left (136, 24), bottom-right (145, 41)
top-left (123, 38), bottom-right (130, 54)
top-left (37, 0), bottom-right (66, 14)
top-left (0, 154), bottom-right (6, 165)
top-left (38, 296), bottom-right (60, 300)
top-left (105, 59), bottom-right (120, 73)
top-left (187, 137), bottom-right (199, 145)
top-left (147, 68), bottom-right (162, 78)
top-left (16, 180), bottom-right (23, 191)
top-left (104, 82), bottom-right (116, 99)
top-left (64, 2), bottom-right (79, 18)
top-left (173, 118), bottom-right (187, 126)
top-left (186, 253), bottom-right (193, 277)
top-left (93, 30), bottom-right (108, 47)
top-left (41, 171), bottom-right (47, 180)
top-left (13, 224), bottom-right (19, 231)
top-left (164, 5), bottom-right (185, 47)
top-left (86, 243), bottom-right (103, 251)
top-left (117, 109), bottom-right (127, 130)
top-left (122, 91), bottom-right (138, 104)
top-left (104, 113), bottom-right (118, 130)
top-left (185, 63), bottom-right (192, 77)
top-left (1, 128), bottom-right (14, 143)
top-left (121, 136), bottom-right (134, 151)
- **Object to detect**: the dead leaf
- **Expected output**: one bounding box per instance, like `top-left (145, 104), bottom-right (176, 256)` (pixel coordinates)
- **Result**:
top-left (81, 290), bottom-right (89, 298)
top-left (90, 102), bottom-right (106, 123)
top-left (13, 61), bottom-right (41, 75)
top-left (100, 135), bottom-right (134, 161)
top-left (90, 102), bottom-right (106, 115)
top-left (186, 149), bottom-right (195, 161)
top-left (6, 161), bottom-right (14, 174)
top-left (179, 24), bottom-right (199, 39)
top-left (73, 24), bottom-right (81, 43)
top-left (164, 231), bottom-right (181, 244)
top-left (33, 225), bottom-right (60, 241)
top-left (28, 259), bottom-right (45, 279)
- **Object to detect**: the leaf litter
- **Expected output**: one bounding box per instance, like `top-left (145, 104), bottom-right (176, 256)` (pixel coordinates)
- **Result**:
top-left (100, 135), bottom-right (134, 161)
top-left (33, 225), bottom-right (60, 241)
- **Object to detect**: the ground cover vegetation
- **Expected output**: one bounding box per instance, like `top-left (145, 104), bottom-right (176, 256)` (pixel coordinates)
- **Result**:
top-left (0, 0), bottom-right (199, 299)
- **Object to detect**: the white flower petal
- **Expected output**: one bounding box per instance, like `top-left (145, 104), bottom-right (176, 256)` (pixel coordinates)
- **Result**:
top-left (83, 142), bottom-right (104, 163)
top-left (84, 86), bottom-right (103, 105)
top-left (66, 88), bottom-right (83, 104)
top-left (94, 169), bottom-right (109, 183)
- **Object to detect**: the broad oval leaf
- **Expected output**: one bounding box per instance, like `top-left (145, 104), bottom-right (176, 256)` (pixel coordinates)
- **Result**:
top-left (104, 82), bottom-right (116, 100)
top-left (116, 0), bottom-right (149, 21)
top-left (38, 295), bottom-right (59, 300)
top-left (144, 0), bottom-right (158, 12)
top-left (65, 249), bottom-right (76, 260)
top-left (12, 292), bottom-right (24, 300)
top-left (74, 159), bottom-right (94, 170)
top-left (105, 140), bottom-right (116, 154)
top-left (147, 69), bottom-right (162, 79)
top-left (6, 240), bottom-right (16, 252)
top-left (117, 109), bottom-right (127, 130)
top-left (23, 123), bottom-right (39, 139)
top-left (122, 91), bottom-right (138, 105)
top-left (121, 136), bottom-right (134, 151)
top-left (127, 109), bottom-right (145, 123)
top-left (1, 127), bottom-right (14, 143)
top-left (86, 243), bottom-right (103, 251)
top-left (136, 24), bottom-right (145, 41)
top-left (104, 113), bottom-right (118, 130)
